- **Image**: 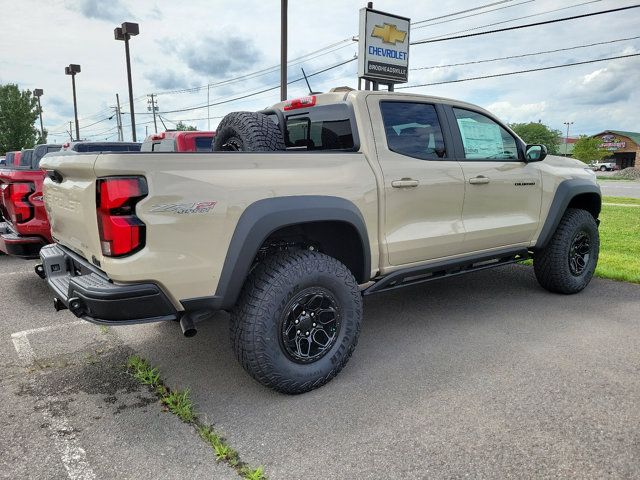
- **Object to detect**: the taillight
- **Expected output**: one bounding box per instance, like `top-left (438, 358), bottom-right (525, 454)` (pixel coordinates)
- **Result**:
top-left (283, 95), bottom-right (316, 111)
top-left (96, 177), bottom-right (148, 257)
top-left (6, 182), bottom-right (35, 224)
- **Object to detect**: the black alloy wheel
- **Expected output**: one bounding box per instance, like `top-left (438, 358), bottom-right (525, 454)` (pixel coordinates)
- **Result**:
top-left (280, 288), bottom-right (341, 363)
top-left (568, 231), bottom-right (591, 276)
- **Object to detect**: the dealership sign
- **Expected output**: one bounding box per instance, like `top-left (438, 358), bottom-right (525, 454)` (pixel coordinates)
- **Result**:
top-left (358, 7), bottom-right (410, 84)
top-left (600, 134), bottom-right (626, 151)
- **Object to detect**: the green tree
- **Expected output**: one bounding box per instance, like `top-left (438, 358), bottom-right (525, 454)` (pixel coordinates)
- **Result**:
top-left (0, 84), bottom-right (40, 154)
top-left (175, 121), bottom-right (197, 131)
top-left (509, 122), bottom-right (562, 155)
top-left (571, 135), bottom-right (609, 163)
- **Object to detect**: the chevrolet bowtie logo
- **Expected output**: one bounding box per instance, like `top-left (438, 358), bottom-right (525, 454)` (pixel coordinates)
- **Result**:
top-left (371, 23), bottom-right (407, 44)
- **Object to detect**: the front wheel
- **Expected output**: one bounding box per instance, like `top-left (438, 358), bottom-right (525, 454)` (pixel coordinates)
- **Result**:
top-left (534, 208), bottom-right (599, 294)
top-left (230, 251), bottom-right (362, 394)
top-left (600, 165), bottom-right (607, 171)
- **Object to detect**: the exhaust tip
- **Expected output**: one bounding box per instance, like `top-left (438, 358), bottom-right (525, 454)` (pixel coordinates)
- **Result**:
top-left (180, 315), bottom-right (197, 337)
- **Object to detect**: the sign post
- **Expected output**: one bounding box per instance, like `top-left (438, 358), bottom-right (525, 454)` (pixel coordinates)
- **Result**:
top-left (358, 6), bottom-right (410, 90)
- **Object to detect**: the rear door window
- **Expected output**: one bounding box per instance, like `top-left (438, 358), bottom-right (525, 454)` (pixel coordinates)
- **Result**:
top-left (380, 101), bottom-right (447, 160)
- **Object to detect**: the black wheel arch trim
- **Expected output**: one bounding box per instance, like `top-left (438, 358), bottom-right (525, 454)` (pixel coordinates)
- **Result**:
top-left (534, 178), bottom-right (601, 250)
top-left (182, 196), bottom-right (371, 312)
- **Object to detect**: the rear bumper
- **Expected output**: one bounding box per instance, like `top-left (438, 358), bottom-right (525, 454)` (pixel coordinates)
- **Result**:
top-left (0, 222), bottom-right (47, 258)
top-left (38, 243), bottom-right (179, 325)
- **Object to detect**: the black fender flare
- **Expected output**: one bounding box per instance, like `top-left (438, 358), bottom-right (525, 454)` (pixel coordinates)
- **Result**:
top-left (182, 196), bottom-right (371, 312)
top-left (534, 178), bottom-right (601, 249)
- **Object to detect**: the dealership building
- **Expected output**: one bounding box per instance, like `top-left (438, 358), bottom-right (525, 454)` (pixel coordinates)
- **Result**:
top-left (590, 130), bottom-right (640, 169)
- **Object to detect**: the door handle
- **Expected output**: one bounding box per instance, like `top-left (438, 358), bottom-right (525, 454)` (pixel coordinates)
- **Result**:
top-left (391, 178), bottom-right (419, 188)
top-left (469, 176), bottom-right (490, 185)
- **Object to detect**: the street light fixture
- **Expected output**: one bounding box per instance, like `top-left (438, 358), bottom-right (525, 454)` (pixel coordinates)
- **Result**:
top-left (114, 21), bottom-right (140, 142)
top-left (33, 88), bottom-right (44, 141)
top-left (65, 64), bottom-right (81, 141)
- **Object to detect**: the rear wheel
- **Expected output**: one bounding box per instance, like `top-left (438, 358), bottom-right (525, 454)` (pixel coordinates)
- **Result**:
top-left (600, 165), bottom-right (607, 171)
top-left (230, 250), bottom-right (362, 394)
top-left (534, 208), bottom-right (599, 294)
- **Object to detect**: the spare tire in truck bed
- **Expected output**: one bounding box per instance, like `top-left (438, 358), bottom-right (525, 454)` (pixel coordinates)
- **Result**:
top-left (213, 111), bottom-right (286, 152)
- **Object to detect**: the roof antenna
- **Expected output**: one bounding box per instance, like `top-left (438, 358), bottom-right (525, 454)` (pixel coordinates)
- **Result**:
top-left (301, 68), bottom-right (322, 95)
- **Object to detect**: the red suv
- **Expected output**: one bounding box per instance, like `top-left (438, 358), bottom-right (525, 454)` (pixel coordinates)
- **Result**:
top-left (0, 142), bottom-right (140, 258)
top-left (141, 130), bottom-right (216, 152)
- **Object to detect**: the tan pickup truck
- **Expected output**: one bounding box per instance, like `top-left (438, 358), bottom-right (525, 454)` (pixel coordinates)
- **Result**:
top-left (37, 88), bottom-right (601, 394)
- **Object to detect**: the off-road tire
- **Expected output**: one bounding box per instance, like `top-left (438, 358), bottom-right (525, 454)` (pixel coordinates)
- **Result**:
top-left (213, 111), bottom-right (285, 152)
top-left (230, 250), bottom-right (362, 394)
top-left (534, 208), bottom-right (599, 294)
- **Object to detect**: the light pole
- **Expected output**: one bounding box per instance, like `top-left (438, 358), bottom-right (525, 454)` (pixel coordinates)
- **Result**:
top-left (34, 88), bottom-right (44, 141)
top-left (563, 121), bottom-right (574, 155)
top-left (114, 22), bottom-right (140, 141)
top-left (65, 64), bottom-right (81, 141)
top-left (280, 0), bottom-right (287, 101)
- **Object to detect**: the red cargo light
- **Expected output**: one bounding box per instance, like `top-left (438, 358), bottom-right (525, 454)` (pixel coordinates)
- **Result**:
top-left (4, 182), bottom-right (35, 224)
top-left (96, 177), bottom-right (148, 257)
top-left (283, 95), bottom-right (316, 111)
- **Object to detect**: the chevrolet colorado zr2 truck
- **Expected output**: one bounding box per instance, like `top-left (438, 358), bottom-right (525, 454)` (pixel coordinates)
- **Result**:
top-left (36, 88), bottom-right (601, 394)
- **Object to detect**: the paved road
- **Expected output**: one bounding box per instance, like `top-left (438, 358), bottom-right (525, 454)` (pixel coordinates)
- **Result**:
top-left (2, 255), bottom-right (640, 479)
top-left (598, 180), bottom-right (640, 199)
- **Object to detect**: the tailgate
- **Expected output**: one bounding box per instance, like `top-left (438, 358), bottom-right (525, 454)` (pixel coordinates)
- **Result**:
top-left (41, 153), bottom-right (101, 261)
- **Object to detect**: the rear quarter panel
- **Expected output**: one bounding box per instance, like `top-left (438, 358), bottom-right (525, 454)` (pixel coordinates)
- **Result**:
top-left (90, 152), bottom-right (378, 308)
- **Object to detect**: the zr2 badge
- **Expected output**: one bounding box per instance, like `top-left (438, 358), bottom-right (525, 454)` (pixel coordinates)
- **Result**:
top-left (150, 201), bottom-right (217, 215)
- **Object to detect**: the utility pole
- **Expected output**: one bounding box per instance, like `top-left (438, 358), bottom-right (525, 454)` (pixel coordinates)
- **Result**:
top-left (563, 121), bottom-right (574, 155)
top-left (148, 94), bottom-right (158, 134)
top-left (207, 84), bottom-right (211, 131)
top-left (34, 89), bottom-right (44, 141)
top-left (115, 94), bottom-right (124, 141)
top-left (280, 0), bottom-right (287, 101)
top-left (68, 121), bottom-right (73, 142)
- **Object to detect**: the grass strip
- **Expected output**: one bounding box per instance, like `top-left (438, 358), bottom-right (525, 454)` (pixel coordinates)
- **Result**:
top-left (126, 356), bottom-right (266, 480)
top-left (603, 196), bottom-right (640, 206)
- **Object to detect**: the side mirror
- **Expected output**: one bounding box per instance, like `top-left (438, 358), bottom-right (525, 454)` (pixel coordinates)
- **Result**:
top-left (525, 144), bottom-right (547, 162)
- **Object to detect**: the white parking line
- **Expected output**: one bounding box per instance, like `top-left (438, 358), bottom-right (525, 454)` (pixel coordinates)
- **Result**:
top-left (11, 321), bottom-right (96, 480)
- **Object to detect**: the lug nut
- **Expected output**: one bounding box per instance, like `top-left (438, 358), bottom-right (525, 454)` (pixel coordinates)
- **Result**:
top-left (305, 331), bottom-right (309, 335)
top-left (311, 312), bottom-right (315, 317)
top-left (312, 323), bottom-right (316, 327)
top-left (296, 330), bottom-right (301, 334)
top-left (294, 319), bottom-right (299, 324)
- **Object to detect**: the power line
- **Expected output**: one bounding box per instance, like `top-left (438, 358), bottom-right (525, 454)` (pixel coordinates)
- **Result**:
top-left (411, 3), bottom-right (638, 45)
top-left (398, 53), bottom-right (640, 89)
top-left (157, 57), bottom-right (357, 114)
top-left (412, 0), bottom-right (517, 26)
top-left (154, 41), bottom-right (356, 96)
top-left (412, 0), bottom-right (535, 31)
top-left (411, 35), bottom-right (640, 70)
top-left (412, 0), bottom-right (602, 40)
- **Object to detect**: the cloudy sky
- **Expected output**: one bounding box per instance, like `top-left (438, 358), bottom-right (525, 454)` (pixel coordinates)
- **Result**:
top-left (1, 0), bottom-right (638, 142)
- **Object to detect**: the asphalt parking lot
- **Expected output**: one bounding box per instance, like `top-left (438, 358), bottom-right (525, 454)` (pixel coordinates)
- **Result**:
top-left (2, 254), bottom-right (640, 479)
top-left (599, 180), bottom-right (640, 199)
